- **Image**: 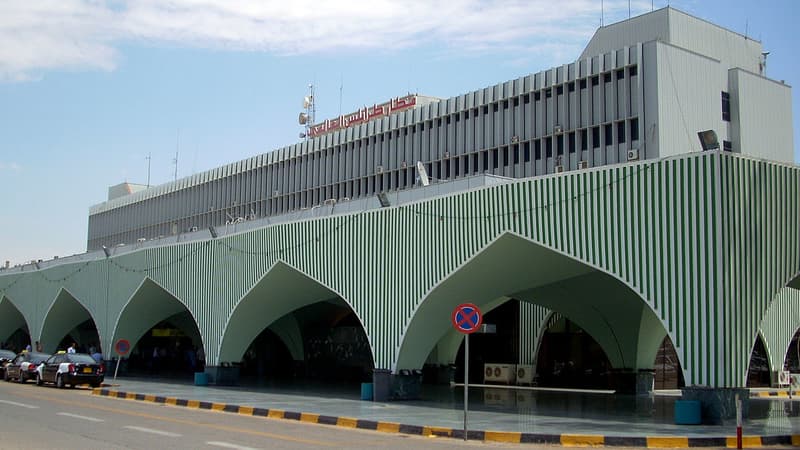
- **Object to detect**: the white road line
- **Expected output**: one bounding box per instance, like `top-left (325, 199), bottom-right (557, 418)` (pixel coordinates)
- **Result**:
top-left (206, 442), bottom-right (259, 450)
top-left (0, 400), bottom-right (39, 409)
top-left (57, 412), bottom-right (105, 422)
top-left (123, 426), bottom-right (182, 437)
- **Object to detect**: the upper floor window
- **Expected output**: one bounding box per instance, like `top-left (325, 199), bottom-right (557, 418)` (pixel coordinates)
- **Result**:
top-left (721, 91), bottom-right (731, 122)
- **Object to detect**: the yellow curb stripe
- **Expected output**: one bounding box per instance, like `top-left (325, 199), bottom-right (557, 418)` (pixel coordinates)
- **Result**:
top-left (143, 395), bottom-right (156, 402)
top-left (485, 431), bottom-right (522, 443)
top-left (725, 436), bottom-right (762, 448)
top-left (186, 400), bottom-right (200, 408)
top-left (211, 403), bottom-right (226, 412)
top-left (376, 422), bottom-right (401, 433)
top-left (561, 434), bottom-right (604, 446)
top-left (238, 406), bottom-right (254, 416)
top-left (268, 409), bottom-right (284, 419)
top-left (300, 413), bottom-right (319, 423)
top-left (336, 417), bottom-right (358, 428)
top-left (165, 397), bottom-right (177, 406)
top-left (792, 435), bottom-right (800, 446)
top-left (125, 393), bottom-right (136, 400)
top-left (423, 426), bottom-right (452, 437)
top-left (647, 437), bottom-right (689, 448)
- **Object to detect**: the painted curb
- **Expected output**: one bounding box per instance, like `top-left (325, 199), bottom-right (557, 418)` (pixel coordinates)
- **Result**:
top-left (92, 388), bottom-right (800, 448)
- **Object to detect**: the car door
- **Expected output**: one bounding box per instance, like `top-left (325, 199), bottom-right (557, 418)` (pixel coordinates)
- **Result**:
top-left (9, 355), bottom-right (23, 378)
top-left (43, 355), bottom-right (62, 383)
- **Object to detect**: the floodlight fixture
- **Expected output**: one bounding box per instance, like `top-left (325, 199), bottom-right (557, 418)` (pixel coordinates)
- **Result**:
top-left (697, 130), bottom-right (720, 151)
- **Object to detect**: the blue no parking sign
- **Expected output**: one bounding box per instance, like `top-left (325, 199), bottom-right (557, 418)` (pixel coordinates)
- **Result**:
top-left (452, 303), bottom-right (483, 334)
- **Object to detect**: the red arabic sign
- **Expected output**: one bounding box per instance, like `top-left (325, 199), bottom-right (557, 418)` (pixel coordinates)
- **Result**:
top-left (309, 94), bottom-right (418, 138)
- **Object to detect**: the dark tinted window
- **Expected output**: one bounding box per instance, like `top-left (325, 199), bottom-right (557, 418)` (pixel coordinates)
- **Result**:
top-left (68, 354), bottom-right (98, 364)
top-left (721, 91), bottom-right (731, 122)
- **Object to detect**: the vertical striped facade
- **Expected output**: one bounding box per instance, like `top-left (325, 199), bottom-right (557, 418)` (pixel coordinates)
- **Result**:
top-left (1, 152), bottom-right (799, 387)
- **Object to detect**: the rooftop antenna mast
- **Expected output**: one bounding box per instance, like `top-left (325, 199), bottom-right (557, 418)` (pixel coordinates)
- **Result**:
top-left (298, 84), bottom-right (315, 140)
top-left (173, 129), bottom-right (180, 181)
top-left (146, 152), bottom-right (151, 187)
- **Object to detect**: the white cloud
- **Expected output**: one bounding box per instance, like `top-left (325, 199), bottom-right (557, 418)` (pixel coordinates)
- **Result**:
top-left (0, 162), bottom-right (22, 171)
top-left (0, 0), bottom-right (644, 81)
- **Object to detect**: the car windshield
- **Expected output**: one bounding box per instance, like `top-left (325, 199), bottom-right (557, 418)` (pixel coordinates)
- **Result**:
top-left (67, 354), bottom-right (97, 364)
top-left (30, 354), bottom-right (50, 363)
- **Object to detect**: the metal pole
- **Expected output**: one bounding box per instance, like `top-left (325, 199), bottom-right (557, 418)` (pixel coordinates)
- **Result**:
top-left (736, 394), bottom-right (742, 449)
top-left (113, 357), bottom-right (121, 382)
top-left (463, 333), bottom-right (469, 441)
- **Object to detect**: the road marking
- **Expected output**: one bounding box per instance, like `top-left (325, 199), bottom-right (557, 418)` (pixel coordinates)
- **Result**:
top-left (0, 400), bottom-right (39, 409)
top-left (207, 441), bottom-right (259, 450)
top-left (123, 425), bottom-right (181, 437)
top-left (16, 391), bottom-right (336, 447)
top-left (57, 412), bottom-right (104, 422)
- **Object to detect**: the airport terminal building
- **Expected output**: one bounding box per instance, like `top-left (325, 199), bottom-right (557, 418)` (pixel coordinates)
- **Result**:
top-left (2, 8), bottom-right (799, 401)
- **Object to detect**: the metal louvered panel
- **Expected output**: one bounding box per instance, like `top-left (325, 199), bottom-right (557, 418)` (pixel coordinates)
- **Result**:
top-left (2, 152), bottom-right (799, 387)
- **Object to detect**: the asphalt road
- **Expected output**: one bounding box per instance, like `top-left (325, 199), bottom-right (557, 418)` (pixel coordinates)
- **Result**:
top-left (0, 381), bottom-right (527, 450)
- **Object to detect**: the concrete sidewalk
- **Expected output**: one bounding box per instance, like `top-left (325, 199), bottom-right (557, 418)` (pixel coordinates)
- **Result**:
top-left (91, 378), bottom-right (800, 447)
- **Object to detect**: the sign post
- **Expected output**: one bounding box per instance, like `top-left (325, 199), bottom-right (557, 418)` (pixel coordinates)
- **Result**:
top-left (451, 303), bottom-right (482, 441)
top-left (114, 339), bottom-right (131, 382)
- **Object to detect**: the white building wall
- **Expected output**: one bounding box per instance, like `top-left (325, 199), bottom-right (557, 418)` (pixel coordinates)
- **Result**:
top-left (581, 8), bottom-right (763, 75)
top-left (730, 69), bottom-right (794, 164)
top-left (654, 42), bottom-right (726, 157)
top-left (665, 9), bottom-right (762, 74)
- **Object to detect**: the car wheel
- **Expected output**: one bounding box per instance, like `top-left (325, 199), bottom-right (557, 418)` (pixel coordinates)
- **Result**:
top-left (90, 383), bottom-right (100, 388)
top-left (36, 374), bottom-right (43, 386)
top-left (56, 374), bottom-right (64, 389)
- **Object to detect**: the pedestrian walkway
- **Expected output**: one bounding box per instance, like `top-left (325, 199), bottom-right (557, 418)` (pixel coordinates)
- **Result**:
top-left (92, 378), bottom-right (800, 447)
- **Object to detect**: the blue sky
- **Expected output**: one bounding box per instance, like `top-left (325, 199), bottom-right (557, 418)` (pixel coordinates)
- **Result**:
top-left (1, 0), bottom-right (798, 267)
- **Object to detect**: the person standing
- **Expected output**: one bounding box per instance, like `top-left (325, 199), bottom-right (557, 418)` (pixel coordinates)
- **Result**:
top-left (35, 341), bottom-right (43, 352)
top-left (67, 343), bottom-right (77, 354)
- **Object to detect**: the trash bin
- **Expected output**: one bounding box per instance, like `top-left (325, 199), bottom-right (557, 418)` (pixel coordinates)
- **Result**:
top-left (360, 383), bottom-right (373, 401)
top-left (674, 400), bottom-right (701, 425)
top-left (373, 369), bottom-right (391, 402)
top-left (194, 372), bottom-right (208, 386)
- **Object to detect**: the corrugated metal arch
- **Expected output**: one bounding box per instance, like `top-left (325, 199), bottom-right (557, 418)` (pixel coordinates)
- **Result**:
top-left (39, 287), bottom-right (102, 354)
top-left (110, 277), bottom-right (200, 359)
top-left (215, 260), bottom-right (373, 367)
top-left (0, 295), bottom-right (30, 344)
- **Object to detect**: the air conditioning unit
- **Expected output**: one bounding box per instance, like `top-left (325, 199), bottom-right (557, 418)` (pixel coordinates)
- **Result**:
top-left (323, 198), bottom-right (337, 206)
top-left (578, 160), bottom-right (589, 169)
top-left (484, 363), bottom-right (516, 384)
top-left (376, 165), bottom-right (384, 173)
top-left (627, 148), bottom-right (639, 161)
top-left (554, 165), bottom-right (564, 173)
top-left (189, 226), bottom-right (198, 232)
top-left (272, 190), bottom-right (279, 197)
top-left (778, 370), bottom-right (791, 386)
top-left (516, 364), bottom-right (535, 385)
top-left (136, 238), bottom-right (146, 243)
